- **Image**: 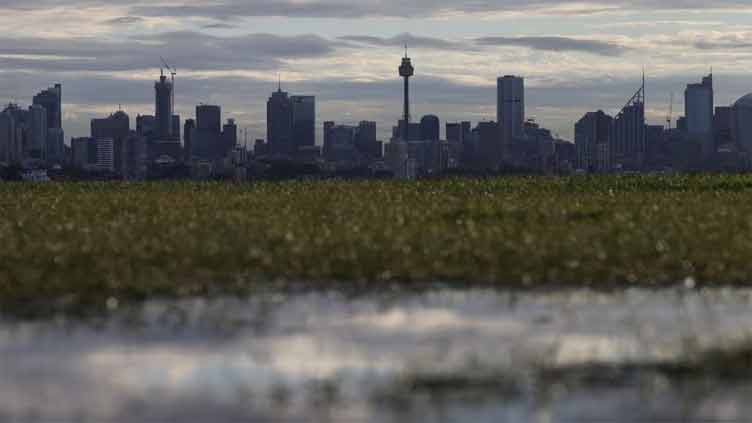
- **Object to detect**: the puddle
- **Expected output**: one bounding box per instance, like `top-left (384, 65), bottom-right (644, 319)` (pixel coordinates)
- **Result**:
top-left (3, 288), bottom-right (752, 422)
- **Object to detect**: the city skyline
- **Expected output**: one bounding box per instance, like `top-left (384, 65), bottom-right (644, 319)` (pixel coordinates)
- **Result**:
top-left (2, 2), bottom-right (752, 142)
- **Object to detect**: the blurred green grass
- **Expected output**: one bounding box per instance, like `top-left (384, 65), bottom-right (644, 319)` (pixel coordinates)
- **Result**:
top-left (2, 174), bottom-right (752, 311)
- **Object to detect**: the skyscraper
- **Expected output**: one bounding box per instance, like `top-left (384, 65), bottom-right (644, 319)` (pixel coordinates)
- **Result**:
top-left (420, 115), bottom-right (440, 141)
top-left (685, 73), bottom-right (714, 157)
top-left (184, 119), bottom-right (195, 161)
top-left (613, 79), bottom-right (646, 170)
top-left (195, 104), bottom-right (222, 160)
top-left (222, 118), bottom-right (238, 155)
top-left (154, 71), bottom-right (174, 140)
top-left (291, 96), bottom-right (315, 149)
top-left (267, 86), bottom-right (294, 156)
top-left (28, 104), bottom-right (48, 161)
top-left (575, 110), bottom-right (613, 173)
top-left (0, 110), bottom-right (16, 164)
top-left (497, 76), bottom-right (525, 144)
top-left (32, 84), bottom-right (62, 130)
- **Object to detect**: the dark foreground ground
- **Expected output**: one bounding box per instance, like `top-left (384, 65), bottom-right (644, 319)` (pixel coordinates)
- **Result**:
top-left (2, 174), bottom-right (752, 312)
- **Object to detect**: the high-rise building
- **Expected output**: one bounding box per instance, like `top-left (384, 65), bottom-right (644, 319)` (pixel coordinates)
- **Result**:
top-left (575, 110), bottom-right (613, 173)
top-left (28, 104), bottom-right (48, 161)
top-left (91, 111), bottom-right (130, 141)
top-left (732, 94), bottom-right (752, 154)
top-left (222, 119), bottom-right (238, 155)
top-left (154, 72), bottom-right (174, 140)
top-left (95, 138), bottom-right (115, 172)
top-left (613, 79), bottom-right (646, 170)
top-left (685, 74), bottom-right (714, 157)
top-left (497, 76), bottom-right (525, 144)
top-left (476, 121), bottom-right (501, 171)
top-left (184, 119), bottom-right (195, 161)
top-left (420, 115), bottom-right (440, 141)
top-left (71, 137), bottom-right (91, 169)
top-left (32, 84), bottom-right (62, 130)
top-left (195, 104), bottom-right (222, 160)
top-left (0, 110), bottom-right (16, 164)
top-left (714, 106), bottom-right (733, 147)
top-left (136, 115), bottom-right (156, 138)
top-left (355, 121), bottom-right (381, 160)
top-left (291, 96), bottom-right (315, 149)
top-left (267, 86), bottom-right (294, 156)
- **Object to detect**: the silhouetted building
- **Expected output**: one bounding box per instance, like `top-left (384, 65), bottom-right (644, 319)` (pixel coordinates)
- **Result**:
top-left (685, 73), bottom-right (714, 157)
top-left (222, 119), bottom-right (238, 155)
top-left (95, 137), bottom-right (115, 172)
top-left (575, 110), bottom-right (613, 173)
top-left (733, 94), bottom-right (752, 154)
top-left (291, 96), bottom-right (315, 149)
top-left (184, 119), bottom-right (195, 161)
top-left (136, 115), bottom-right (156, 138)
top-left (420, 115), bottom-right (440, 141)
top-left (0, 109), bottom-right (19, 164)
top-left (195, 104), bottom-right (222, 160)
top-left (498, 76), bottom-right (525, 145)
top-left (155, 71), bottom-right (174, 140)
top-left (70, 137), bottom-right (90, 168)
top-left (28, 104), bottom-right (47, 161)
top-left (613, 80), bottom-right (646, 170)
top-left (267, 86), bottom-right (294, 156)
top-left (91, 111), bottom-right (130, 141)
top-left (32, 84), bottom-right (62, 130)
top-left (715, 106), bottom-right (733, 147)
top-left (476, 121), bottom-right (501, 171)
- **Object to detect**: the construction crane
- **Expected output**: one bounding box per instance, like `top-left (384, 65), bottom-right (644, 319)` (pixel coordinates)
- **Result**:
top-left (160, 57), bottom-right (177, 113)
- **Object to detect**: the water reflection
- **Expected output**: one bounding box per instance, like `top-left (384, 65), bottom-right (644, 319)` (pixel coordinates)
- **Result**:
top-left (3, 288), bottom-right (752, 422)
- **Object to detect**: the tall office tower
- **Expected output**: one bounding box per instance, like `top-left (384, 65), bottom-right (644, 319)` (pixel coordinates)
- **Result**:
top-left (714, 106), bottom-right (733, 146)
top-left (267, 85), bottom-right (294, 156)
top-left (291, 96), bottom-right (315, 150)
top-left (685, 73), bottom-right (714, 157)
top-left (399, 47), bottom-right (415, 141)
top-left (354, 120), bottom-right (381, 160)
top-left (732, 94), bottom-right (752, 153)
top-left (95, 138), bottom-right (115, 172)
top-left (497, 75), bottom-right (525, 144)
top-left (613, 78), bottom-right (646, 170)
top-left (195, 104), bottom-right (222, 159)
top-left (0, 111), bottom-right (15, 164)
top-left (184, 119), bottom-right (195, 161)
top-left (136, 115), bottom-right (156, 138)
top-left (420, 115), bottom-right (440, 141)
top-left (476, 121), bottom-right (502, 171)
top-left (28, 104), bottom-right (48, 161)
top-left (172, 115), bottom-right (181, 141)
top-left (154, 71), bottom-right (174, 140)
top-left (91, 111), bottom-right (130, 140)
top-left (222, 118), bottom-right (238, 156)
top-left (32, 84), bottom-right (62, 130)
top-left (71, 137), bottom-right (91, 168)
top-left (575, 110), bottom-right (613, 173)
top-left (446, 123), bottom-right (463, 143)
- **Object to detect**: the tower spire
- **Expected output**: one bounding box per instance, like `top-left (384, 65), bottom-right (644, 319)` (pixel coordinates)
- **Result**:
top-left (277, 73), bottom-right (282, 92)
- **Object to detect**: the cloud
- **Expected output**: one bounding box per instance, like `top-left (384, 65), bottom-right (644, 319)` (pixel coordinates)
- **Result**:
top-left (339, 33), bottom-right (464, 50)
top-left (0, 32), bottom-right (337, 72)
top-left (104, 16), bottom-right (144, 25)
top-left (475, 36), bottom-right (628, 56)
top-left (127, 0), bottom-right (752, 20)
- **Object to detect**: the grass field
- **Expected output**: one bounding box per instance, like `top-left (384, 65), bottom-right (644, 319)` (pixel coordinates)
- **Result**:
top-left (2, 174), bottom-right (752, 312)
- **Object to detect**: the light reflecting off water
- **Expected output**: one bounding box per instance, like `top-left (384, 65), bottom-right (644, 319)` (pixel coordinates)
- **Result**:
top-left (3, 288), bottom-right (752, 422)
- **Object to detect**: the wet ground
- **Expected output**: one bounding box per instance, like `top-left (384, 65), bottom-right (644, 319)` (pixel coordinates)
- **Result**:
top-left (3, 287), bottom-right (752, 422)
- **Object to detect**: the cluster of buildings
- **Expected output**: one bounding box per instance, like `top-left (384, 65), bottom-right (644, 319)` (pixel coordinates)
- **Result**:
top-left (576, 73), bottom-right (752, 174)
top-left (6, 51), bottom-right (752, 181)
top-left (0, 84), bottom-right (65, 169)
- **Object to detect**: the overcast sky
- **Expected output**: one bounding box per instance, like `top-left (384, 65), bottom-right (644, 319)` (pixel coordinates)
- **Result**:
top-left (1, 0), bottom-right (752, 142)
